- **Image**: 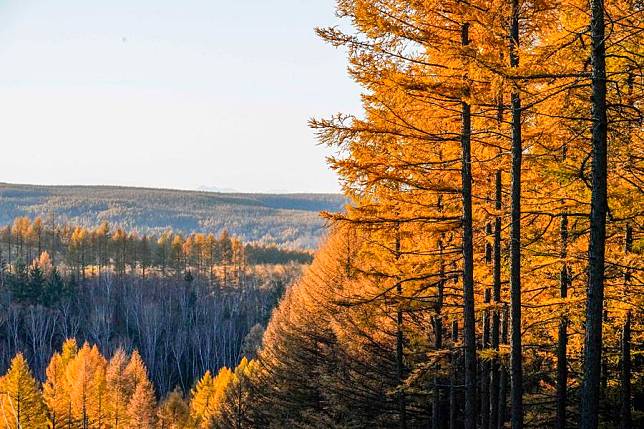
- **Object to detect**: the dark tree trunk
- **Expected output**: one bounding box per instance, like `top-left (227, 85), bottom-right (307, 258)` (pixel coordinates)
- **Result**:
top-left (620, 312), bottom-right (632, 429)
top-left (490, 170), bottom-right (502, 429)
top-left (556, 214), bottom-right (569, 429)
top-left (499, 306), bottom-right (509, 428)
top-left (433, 236), bottom-right (446, 429)
top-left (461, 98), bottom-right (477, 429)
top-left (433, 315), bottom-right (443, 429)
top-left (397, 290), bottom-right (406, 429)
top-left (450, 320), bottom-right (459, 429)
top-left (395, 230), bottom-right (407, 429)
top-left (509, 0), bottom-right (523, 426)
top-left (485, 223), bottom-right (493, 263)
top-left (481, 289), bottom-right (491, 429)
top-left (580, 0), bottom-right (608, 426)
top-left (624, 224), bottom-right (632, 283)
top-left (459, 20), bottom-right (477, 429)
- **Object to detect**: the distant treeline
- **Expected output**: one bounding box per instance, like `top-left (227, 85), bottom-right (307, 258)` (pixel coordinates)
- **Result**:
top-left (0, 183), bottom-right (345, 248)
top-left (0, 216), bottom-right (313, 279)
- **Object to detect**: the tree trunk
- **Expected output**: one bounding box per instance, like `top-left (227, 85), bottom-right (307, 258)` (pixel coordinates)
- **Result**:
top-left (580, 0), bottom-right (608, 426)
top-left (499, 306), bottom-right (509, 428)
top-left (481, 288), bottom-right (491, 429)
top-left (490, 170), bottom-right (502, 429)
top-left (509, 0), bottom-right (524, 426)
top-left (620, 312), bottom-right (632, 429)
top-left (460, 21), bottom-right (477, 429)
top-left (395, 229), bottom-right (407, 429)
top-left (556, 214), bottom-right (569, 429)
top-left (397, 296), bottom-right (406, 429)
top-left (624, 224), bottom-right (632, 283)
top-left (433, 315), bottom-right (443, 429)
top-left (450, 320), bottom-right (459, 429)
top-left (485, 222), bottom-right (492, 264)
top-left (433, 235), bottom-right (446, 429)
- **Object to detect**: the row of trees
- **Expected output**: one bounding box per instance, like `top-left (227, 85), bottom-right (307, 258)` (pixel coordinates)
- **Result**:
top-left (0, 184), bottom-right (339, 248)
top-left (0, 340), bottom-right (257, 428)
top-left (213, 224), bottom-right (640, 427)
top-left (213, 0), bottom-right (641, 428)
top-left (0, 217), bottom-right (312, 281)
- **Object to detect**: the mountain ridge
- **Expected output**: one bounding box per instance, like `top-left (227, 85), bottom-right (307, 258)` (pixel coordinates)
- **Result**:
top-left (0, 183), bottom-right (346, 248)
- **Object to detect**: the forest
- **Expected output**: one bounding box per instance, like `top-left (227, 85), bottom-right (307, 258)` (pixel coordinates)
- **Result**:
top-left (1, 0), bottom-right (642, 428)
top-left (0, 183), bottom-right (346, 248)
top-left (0, 341), bottom-right (262, 428)
top-left (0, 216), bottom-right (313, 273)
top-left (0, 217), bottom-right (304, 427)
top-left (188, 0), bottom-right (637, 428)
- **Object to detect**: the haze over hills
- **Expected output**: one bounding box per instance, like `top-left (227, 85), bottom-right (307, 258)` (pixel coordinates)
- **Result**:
top-left (0, 183), bottom-right (346, 248)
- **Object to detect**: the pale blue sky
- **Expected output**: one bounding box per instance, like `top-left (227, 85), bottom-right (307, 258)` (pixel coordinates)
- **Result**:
top-left (0, 0), bottom-right (360, 193)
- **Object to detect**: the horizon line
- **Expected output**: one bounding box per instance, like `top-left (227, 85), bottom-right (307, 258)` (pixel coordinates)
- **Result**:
top-left (0, 181), bottom-right (344, 196)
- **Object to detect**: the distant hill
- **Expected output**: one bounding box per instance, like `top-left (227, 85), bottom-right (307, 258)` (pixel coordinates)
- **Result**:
top-left (0, 183), bottom-right (346, 248)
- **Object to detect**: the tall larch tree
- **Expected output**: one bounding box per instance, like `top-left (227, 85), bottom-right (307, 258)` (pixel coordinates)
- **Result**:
top-left (0, 353), bottom-right (47, 429)
top-left (43, 339), bottom-right (78, 429)
top-left (66, 343), bottom-right (107, 428)
top-left (580, 0), bottom-right (609, 426)
top-left (106, 348), bottom-right (130, 429)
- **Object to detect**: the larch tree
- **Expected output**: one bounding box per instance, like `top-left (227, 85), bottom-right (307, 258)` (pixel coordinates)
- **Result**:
top-left (0, 353), bottom-right (47, 429)
top-left (190, 370), bottom-right (217, 428)
top-left (106, 348), bottom-right (130, 429)
top-left (66, 343), bottom-right (107, 428)
top-left (43, 339), bottom-right (78, 429)
top-left (126, 377), bottom-right (157, 428)
top-left (157, 388), bottom-right (192, 429)
top-left (580, 0), bottom-right (609, 427)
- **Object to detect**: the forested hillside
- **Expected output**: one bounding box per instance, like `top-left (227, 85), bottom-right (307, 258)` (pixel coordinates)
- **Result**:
top-left (0, 183), bottom-right (346, 248)
top-left (0, 0), bottom-right (641, 427)
top-left (199, 1), bottom-right (639, 429)
top-left (0, 216), bottom-right (305, 399)
top-left (0, 216), bottom-right (313, 272)
top-left (0, 217), bottom-right (304, 429)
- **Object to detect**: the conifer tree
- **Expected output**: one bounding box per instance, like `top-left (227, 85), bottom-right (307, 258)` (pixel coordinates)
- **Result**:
top-left (27, 261), bottom-right (46, 305)
top-left (581, 0), bottom-right (609, 427)
top-left (127, 378), bottom-right (157, 428)
top-left (9, 260), bottom-right (29, 303)
top-left (157, 388), bottom-right (192, 429)
top-left (43, 339), bottom-right (78, 429)
top-left (219, 358), bottom-right (255, 429)
top-left (42, 266), bottom-right (65, 307)
top-left (124, 350), bottom-right (151, 395)
top-left (190, 370), bottom-right (217, 428)
top-left (66, 343), bottom-right (107, 427)
top-left (0, 353), bottom-right (47, 429)
top-left (106, 348), bottom-right (130, 429)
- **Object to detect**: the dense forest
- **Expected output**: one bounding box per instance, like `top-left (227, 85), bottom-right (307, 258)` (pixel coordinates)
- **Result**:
top-left (0, 216), bottom-right (313, 273)
top-left (1, 0), bottom-right (642, 428)
top-left (0, 216), bottom-right (304, 426)
top-left (0, 184), bottom-right (346, 248)
top-left (200, 0), bottom-right (638, 428)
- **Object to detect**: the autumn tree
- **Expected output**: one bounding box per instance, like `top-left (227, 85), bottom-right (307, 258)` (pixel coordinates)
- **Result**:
top-left (0, 353), bottom-right (47, 429)
top-left (66, 343), bottom-right (108, 427)
top-left (158, 388), bottom-right (192, 429)
top-left (43, 339), bottom-right (78, 429)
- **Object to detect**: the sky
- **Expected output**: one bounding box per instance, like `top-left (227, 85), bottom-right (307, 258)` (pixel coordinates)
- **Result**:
top-left (0, 0), bottom-right (361, 193)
